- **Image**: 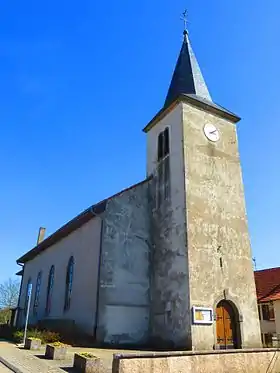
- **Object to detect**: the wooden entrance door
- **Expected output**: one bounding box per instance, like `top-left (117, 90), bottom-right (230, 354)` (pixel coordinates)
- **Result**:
top-left (216, 301), bottom-right (237, 349)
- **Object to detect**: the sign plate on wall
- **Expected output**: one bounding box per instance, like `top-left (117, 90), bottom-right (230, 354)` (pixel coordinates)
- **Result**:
top-left (27, 283), bottom-right (32, 298)
top-left (192, 306), bottom-right (213, 325)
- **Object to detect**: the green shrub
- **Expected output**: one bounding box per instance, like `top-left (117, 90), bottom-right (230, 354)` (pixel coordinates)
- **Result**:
top-left (28, 329), bottom-right (43, 340)
top-left (12, 330), bottom-right (23, 343)
top-left (79, 353), bottom-right (97, 359)
top-left (12, 329), bottom-right (60, 344)
top-left (41, 330), bottom-right (60, 343)
top-left (49, 341), bottom-right (67, 347)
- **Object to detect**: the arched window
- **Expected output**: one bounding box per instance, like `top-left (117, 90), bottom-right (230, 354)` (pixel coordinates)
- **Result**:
top-left (45, 265), bottom-right (55, 315)
top-left (24, 278), bottom-right (32, 315)
top-left (33, 271), bottom-right (42, 315)
top-left (157, 127), bottom-right (170, 206)
top-left (64, 256), bottom-right (74, 311)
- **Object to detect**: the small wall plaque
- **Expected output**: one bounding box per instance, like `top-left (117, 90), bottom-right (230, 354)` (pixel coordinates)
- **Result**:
top-left (192, 306), bottom-right (214, 325)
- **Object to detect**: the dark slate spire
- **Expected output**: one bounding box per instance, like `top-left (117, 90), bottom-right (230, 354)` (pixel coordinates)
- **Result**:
top-left (164, 30), bottom-right (212, 108)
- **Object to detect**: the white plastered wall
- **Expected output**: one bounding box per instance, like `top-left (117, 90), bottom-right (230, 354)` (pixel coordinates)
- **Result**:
top-left (18, 217), bottom-right (102, 335)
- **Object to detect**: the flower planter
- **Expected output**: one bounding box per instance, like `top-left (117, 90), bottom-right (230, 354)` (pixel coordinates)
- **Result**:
top-left (74, 353), bottom-right (101, 373)
top-left (24, 338), bottom-right (41, 350)
top-left (45, 344), bottom-right (67, 360)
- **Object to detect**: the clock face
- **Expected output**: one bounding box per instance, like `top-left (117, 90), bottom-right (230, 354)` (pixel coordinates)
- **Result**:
top-left (203, 123), bottom-right (220, 142)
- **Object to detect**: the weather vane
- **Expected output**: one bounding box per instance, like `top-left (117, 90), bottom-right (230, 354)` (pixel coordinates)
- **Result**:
top-left (180, 9), bottom-right (188, 32)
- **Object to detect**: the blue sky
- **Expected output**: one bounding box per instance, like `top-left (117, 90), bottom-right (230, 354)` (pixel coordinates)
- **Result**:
top-left (0, 0), bottom-right (279, 284)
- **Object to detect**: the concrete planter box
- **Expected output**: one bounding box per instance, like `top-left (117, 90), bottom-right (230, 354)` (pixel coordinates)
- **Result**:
top-left (74, 353), bottom-right (101, 373)
top-left (45, 344), bottom-right (67, 360)
top-left (24, 338), bottom-right (41, 350)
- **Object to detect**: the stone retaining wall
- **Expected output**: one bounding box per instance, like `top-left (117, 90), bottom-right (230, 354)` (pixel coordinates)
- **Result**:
top-left (112, 348), bottom-right (280, 373)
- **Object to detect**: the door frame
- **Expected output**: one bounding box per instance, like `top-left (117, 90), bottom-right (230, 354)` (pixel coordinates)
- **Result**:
top-left (214, 299), bottom-right (242, 349)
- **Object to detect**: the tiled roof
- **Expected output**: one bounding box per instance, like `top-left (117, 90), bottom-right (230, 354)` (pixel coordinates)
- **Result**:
top-left (254, 267), bottom-right (280, 302)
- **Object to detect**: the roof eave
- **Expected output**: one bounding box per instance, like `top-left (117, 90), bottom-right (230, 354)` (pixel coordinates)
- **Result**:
top-left (142, 99), bottom-right (181, 133)
top-left (16, 203), bottom-right (106, 264)
top-left (16, 178), bottom-right (152, 264)
top-left (143, 94), bottom-right (240, 133)
top-left (182, 94), bottom-right (241, 123)
top-left (258, 296), bottom-right (280, 303)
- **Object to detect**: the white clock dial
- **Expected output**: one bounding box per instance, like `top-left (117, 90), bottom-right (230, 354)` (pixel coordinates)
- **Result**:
top-left (203, 123), bottom-right (220, 142)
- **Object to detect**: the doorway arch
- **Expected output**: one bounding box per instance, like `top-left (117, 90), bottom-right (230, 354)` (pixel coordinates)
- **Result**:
top-left (216, 300), bottom-right (241, 349)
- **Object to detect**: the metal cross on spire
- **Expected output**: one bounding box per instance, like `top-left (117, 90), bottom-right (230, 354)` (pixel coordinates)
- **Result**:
top-left (180, 10), bottom-right (188, 33)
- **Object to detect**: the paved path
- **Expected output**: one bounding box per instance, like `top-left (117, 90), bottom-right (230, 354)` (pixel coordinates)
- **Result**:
top-left (0, 341), bottom-right (66, 373)
top-left (0, 340), bottom-right (146, 373)
top-left (0, 340), bottom-right (138, 373)
top-left (0, 362), bottom-right (12, 372)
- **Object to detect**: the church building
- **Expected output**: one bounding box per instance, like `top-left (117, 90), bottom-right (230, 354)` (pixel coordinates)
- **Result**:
top-left (16, 26), bottom-right (262, 350)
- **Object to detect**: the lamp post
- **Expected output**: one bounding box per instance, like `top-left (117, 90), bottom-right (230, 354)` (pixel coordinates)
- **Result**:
top-left (23, 283), bottom-right (32, 346)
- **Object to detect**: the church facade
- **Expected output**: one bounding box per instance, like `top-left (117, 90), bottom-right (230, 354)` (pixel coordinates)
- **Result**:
top-left (16, 29), bottom-right (262, 350)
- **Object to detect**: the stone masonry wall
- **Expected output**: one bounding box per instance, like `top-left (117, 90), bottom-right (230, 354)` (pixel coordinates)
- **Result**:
top-left (113, 349), bottom-right (280, 373)
top-left (147, 104), bottom-right (191, 348)
top-left (182, 101), bottom-right (262, 349)
top-left (96, 181), bottom-right (150, 346)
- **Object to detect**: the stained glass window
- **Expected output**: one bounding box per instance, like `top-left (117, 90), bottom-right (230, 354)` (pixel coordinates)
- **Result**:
top-left (33, 271), bottom-right (42, 315)
top-left (64, 256), bottom-right (74, 311)
top-left (45, 265), bottom-right (54, 315)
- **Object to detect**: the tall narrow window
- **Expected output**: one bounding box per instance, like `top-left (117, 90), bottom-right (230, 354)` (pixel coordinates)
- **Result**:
top-left (157, 127), bottom-right (170, 207)
top-left (262, 303), bottom-right (275, 321)
top-left (33, 271), bottom-right (42, 315)
top-left (157, 128), bottom-right (170, 162)
top-left (64, 256), bottom-right (74, 311)
top-left (45, 265), bottom-right (55, 316)
top-left (258, 304), bottom-right (261, 320)
top-left (24, 278), bottom-right (32, 315)
top-left (163, 127), bottom-right (170, 157)
top-left (157, 132), bottom-right (164, 160)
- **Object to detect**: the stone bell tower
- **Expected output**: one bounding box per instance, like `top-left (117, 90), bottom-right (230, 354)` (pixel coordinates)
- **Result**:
top-left (144, 26), bottom-right (262, 350)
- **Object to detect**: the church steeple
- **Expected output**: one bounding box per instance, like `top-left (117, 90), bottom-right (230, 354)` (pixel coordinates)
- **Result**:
top-left (143, 12), bottom-right (240, 134)
top-left (164, 27), bottom-right (212, 108)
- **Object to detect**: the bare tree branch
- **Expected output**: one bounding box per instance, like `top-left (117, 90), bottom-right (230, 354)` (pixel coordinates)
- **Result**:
top-left (0, 278), bottom-right (20, 309)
